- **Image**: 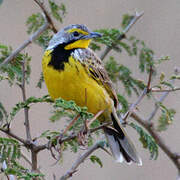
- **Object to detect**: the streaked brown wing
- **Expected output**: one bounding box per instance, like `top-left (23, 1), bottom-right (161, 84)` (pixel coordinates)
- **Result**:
top-left (83, 48), bottom-right (119, 109)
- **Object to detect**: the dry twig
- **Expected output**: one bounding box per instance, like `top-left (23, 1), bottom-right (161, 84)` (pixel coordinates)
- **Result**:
top-left (59, 142), bottom-right (105, 180)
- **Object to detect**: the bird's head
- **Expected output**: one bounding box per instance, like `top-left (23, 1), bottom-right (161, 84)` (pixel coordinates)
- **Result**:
top-left (47, 24), bottom-right (102, 50)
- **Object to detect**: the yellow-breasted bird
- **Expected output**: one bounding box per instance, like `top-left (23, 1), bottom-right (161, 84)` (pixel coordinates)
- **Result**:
top-left (42, 24), bottom-right (142, 165)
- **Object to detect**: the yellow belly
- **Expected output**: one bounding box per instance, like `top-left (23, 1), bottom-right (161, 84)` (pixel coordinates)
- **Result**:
top-left (42, 50), bottom-right (113, 121)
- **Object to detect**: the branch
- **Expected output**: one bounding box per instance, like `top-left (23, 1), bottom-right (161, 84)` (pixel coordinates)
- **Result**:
top-left (147, 69), bottom-right (178, 121)
top-left (59, 142), bottom-right (103, 180)
top-left (151, 87), bottom-right (180, 92)
top-left (131, 112), bottom-right (180, 173)
top-left (20, 61), bottom-right (31, 141)
top-left (100, 11), bottom-right (144, 60)
top-left (33, 0), bottom-right (57, 33)
top-left (0, 22), bottom-right (49, 68)
top-left (0, 128), bottom-right (27, 145)
top-left (123, 64), bottom-right (154, 122)
top-left (35, 122), bottom-right (111, 152)
top-left (146, 91), bottom-right (169, 121)
top-left (20, 152), bottom-right (46, 180)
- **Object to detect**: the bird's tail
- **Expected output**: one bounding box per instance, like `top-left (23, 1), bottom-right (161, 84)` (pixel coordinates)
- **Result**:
top-left (104, 110), bottom-right (142, 165)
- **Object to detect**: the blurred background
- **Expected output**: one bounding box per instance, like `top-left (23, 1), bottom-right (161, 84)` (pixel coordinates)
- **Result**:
top-left (0, 0), bottom-right (180, 179)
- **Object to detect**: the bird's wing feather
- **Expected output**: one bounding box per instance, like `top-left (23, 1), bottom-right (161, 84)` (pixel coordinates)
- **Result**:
top-left (75, 48), bottom-right (119, 108)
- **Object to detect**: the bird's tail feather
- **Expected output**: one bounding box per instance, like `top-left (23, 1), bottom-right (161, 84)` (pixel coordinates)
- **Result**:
top-left (104, 110), bottom-right (142, 165)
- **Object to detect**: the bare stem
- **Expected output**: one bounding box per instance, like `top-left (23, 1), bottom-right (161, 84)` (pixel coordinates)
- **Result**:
top-left (59, 142), bottom-right (103, 180)
top-left (151, 87), bottom-right (180, 92)
top-left (0, 128), bottom-right (27, 145)
top-left (21, 61), bottom-right (31, 141)
top-left (21, 152), bottom-right (46, 180)
top-left (100, 11), bottom-right (144, 60)
top-left (31, 150), bottom-right (38, 180)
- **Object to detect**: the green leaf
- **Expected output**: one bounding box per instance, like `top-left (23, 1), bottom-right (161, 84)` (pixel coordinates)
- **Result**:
top-left (26, 13), bottom-right (44, 34)
top-left (156, 56), bottom-right (170, 64)
top-left (36, 72), bottom-right (44, 88)
top-left (0, 101), bottom-right (8, 123)
top-left (0, 45), bottom-right (32, 85)
top-left (10, 95), bottom-right (52, 120)
top-left (52, 98), bottom-right (93, 121)
top-left (0, 137), bottom-right (21, 162)
top-left (157, 103), bottom-right (176, 132)
top-left (48, 0), bottom-right (66, 22)
top-left (170, 75), bottom-right (180, 80)
top-left (4, 160), bottom-right (44, 179)
top-left (160, 72), bottom-right (165, 82)
top-left (105, 56), bottom-right (145, 96)
top-left (121, 14), bottom-right (134, 29)
top-left (90, 155), bottom-right (103, 168)
top-left (130, 122), bottom-right (158, 160)
top-left (0, 0), bottom-right (3, 6)
top-left (117, 94), bottom-right (128, 113)
top-left (26, 13), bottom-right (53, 49)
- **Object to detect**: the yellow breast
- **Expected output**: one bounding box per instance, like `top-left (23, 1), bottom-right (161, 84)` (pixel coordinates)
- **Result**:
top-left (42, 50), bottom-right (113, 121)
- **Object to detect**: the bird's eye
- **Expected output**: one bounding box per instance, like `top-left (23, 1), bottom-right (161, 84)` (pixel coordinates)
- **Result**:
top-left (73, 31), bottom-right (79, 37)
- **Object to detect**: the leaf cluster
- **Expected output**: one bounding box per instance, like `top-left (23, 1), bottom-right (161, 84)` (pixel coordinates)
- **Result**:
top-left (0, 44), bottom-right (31, 86)
top-left (90, 155), bottom-right (103, 168)
top-left (26, 13), bottom-right (52, 49)
top-left (130, 122), bottom-right (158, 160)
top-left (0, 102), bottom-right (8, 124)
top-left (105, 56), bottom-right (146, 96)
top-left (157, 103), bottom-right (176, 132)
top-left (10, 95), bottom-right (52, 121)
top-left (48, 0), bottom-right (66, 23)
top-left (0, 137), bottom-right (21, 162)
top-left (4, 160), bottom-right (44, 180)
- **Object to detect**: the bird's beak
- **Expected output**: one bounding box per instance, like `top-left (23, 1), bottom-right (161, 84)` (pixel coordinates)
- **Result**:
top-left (82, 32), bottom-right (102, 40)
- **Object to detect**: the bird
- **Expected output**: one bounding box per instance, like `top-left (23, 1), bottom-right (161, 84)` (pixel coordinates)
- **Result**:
top-left (42, 24), bottom-right (142, 165)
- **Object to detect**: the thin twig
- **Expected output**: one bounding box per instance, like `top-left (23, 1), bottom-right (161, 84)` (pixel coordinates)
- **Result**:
top-left (63, 114), bottom-right (80, 135)
top-left (33, 0), bottom-right (57, 33)
top-left (151, 87), bottom-right (180, 92)
top-left (100, 11), bottom-right (144, 60)
top-left (123, 88), bottom-right (147, 122)
top-left (87, 110), bottom-right (104, 127)
top-left (131, 112), bottom-right (180, 173)
top-left (35, 122), bottom-right (111, 152)
top-left (123, 65), bottom-right (154, 121)
top-left (146, 91), bottom-right (169, 121)
top-left (147, 65), bottom-right (153, 92)
top-left (20, 61), bottom-right (31, 141)
top-left (0, 128), bottom-right (27, 145)
top-left (147, 71), bottom-right (178, 121)
top-left (59, 142), bottom-right (103, 180)
top-left (0, 22), bottom-right (49, 68)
